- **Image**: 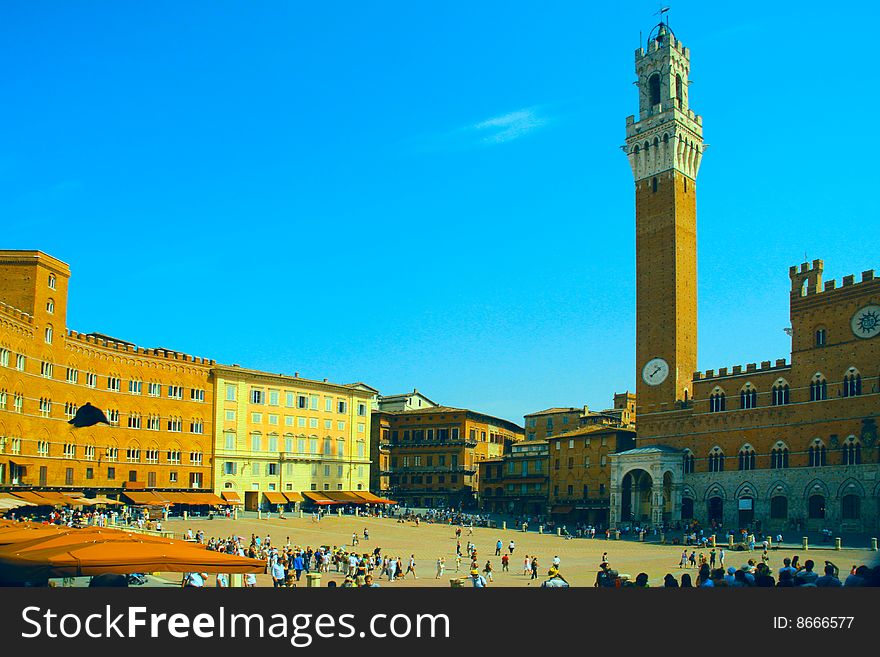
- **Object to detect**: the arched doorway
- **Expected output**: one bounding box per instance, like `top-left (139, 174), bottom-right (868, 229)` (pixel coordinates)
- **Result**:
top-left (770, 496), bottom-right (788, 520)
top-left (738, 496), bottom-right (755, 527)
top-left (707, 496), bottom-right (723, 523)
top-left (808, 494), bottom-right (826, 519)
top-left (620, 469), bottom-right (653, 524)
top-left (681, 497), bottom-right (694, 520)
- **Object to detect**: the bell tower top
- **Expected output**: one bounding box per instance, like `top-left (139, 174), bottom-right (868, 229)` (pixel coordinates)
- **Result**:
top-left (624, 19), bottom-right (705, 182)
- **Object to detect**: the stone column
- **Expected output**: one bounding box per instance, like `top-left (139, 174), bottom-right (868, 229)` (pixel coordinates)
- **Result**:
top-left (306, 573), bottom-right (322, 588)
top-left (630, 481), bottom-right (640, 523)
top-left (834, 537), bottom-right (841, 550)
top-left (802, 537), bottom-right (809, 550)
top-left (871, 537), bottom-right (878, 551)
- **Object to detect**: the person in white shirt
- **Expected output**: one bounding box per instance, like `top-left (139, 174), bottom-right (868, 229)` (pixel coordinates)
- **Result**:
top-left (185, 572), bottom-right (207, 587)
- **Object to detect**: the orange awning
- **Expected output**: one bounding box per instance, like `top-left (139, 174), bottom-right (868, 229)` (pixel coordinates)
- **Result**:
top-left (221, 492), bottom-right (243, 505)
top-left (0, 528), bottom-right (266, 581)
top-left (283, 492), bottom-right (304, 503)
top-left (122, 491), bottom-right (167, 505)
top-left (263, 492), bottom-right (288, 505)
top-left (10, 492), bottom-right (57, 505)
top-left (302, 491), bottom-right (341, 505)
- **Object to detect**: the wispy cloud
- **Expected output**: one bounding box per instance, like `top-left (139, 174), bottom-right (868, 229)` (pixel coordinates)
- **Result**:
top-left (470, 108), bottom-right (548, 145)
top-left (409, 106), bottom-right (552, 153)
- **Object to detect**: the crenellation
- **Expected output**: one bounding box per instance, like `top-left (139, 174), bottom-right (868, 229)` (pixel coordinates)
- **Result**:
top-left (718, 367), bottom-right (728, 376)
top-left (746, 363), bottom-right (757, 372)
top-left (842, 274), bottom-right (855, 286)
top-left (732, 365), bottom-right (742, 374)
top-left (861, 269), bottom-right (874, 282)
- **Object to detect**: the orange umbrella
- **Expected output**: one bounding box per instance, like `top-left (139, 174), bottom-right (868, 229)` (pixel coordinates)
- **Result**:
top-left (0, 538), bottom-right (265, 582)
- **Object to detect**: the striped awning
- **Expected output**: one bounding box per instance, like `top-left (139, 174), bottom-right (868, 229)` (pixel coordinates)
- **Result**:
top-left (302, 491), bottom-right (341, 505)
top-left (221, 491), bottom-right (243, 505)
top-left (283, 492), bottom-right (304, 503)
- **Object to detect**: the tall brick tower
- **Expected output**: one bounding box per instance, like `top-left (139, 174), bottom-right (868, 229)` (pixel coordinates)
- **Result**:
top-left (625, 21), bottom-right (704, 417)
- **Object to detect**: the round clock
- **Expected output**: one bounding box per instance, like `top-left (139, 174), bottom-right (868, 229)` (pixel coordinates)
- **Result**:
top-left (851, 304), bottom-right (880, 339)
top-left (642, 357), bottom-right (670, 386)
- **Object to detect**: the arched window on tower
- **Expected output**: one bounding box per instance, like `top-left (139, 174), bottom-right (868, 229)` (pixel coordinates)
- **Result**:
top-left (648, 73), bottom-right (661, 107)
top-left (841, 436), bottom-right (861, 465)
top-left (738, 445), bottom-right (756, 471)
top-left (843, 370), bottom-right (861, 397)
top-left (676, 74), bottom-right (683, 108)
top-left (709, 391), bottom-right (726, 413)
top-left (810, 374), bottom-right (828, 401)
top-left (808, 439), bottom-right (827, 467)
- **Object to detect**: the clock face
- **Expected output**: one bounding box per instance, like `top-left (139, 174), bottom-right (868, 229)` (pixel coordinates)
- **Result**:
top-left (851, 305), bottom-right (880, 339)
top-left (642, 357), bottom-right (670, 386)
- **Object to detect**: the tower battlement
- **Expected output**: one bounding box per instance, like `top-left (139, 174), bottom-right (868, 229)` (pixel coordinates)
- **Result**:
top-left (65, 328), bottom-right (215, 366)
top-left (693, 359), bottom-right (789, 381)
top-left (789, 259), bottom-right (877, 299)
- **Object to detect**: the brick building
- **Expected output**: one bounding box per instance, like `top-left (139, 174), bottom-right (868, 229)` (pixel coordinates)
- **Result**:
top-left (610, 22), bottom-right (880, 533)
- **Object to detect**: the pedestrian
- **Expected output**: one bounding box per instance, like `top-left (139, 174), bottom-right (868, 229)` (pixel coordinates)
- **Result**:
top-left (405, 555), bottom-right (417, 579)
top-left (679, 549), bottom-right (688, 568)
top-left (495, 539), bottom-right (502, 556)
top-left (530, 557), bottom-right (539, 580)
top-left (508, 540), bottom-right (515, 554)
top-left (483, 560), bottom-right (494, 582)
top-left (501, 553), bottom-right (510, 572)
top-left (435, 557), bottom-right (445, 578)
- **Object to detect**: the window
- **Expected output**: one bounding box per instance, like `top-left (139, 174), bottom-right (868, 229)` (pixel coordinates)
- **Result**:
top-left (148, 382), bottom-right (161, 397)
top-left (267, 463), bottom-right (278, 476)
top-left (226, 384), bottom-right (236, 402)
top-left (226, 410), bottom-right (236, 422)
top-left (740, 386), bottom-right (757, 410)
top-left (842, 437), bottom-right (861, 465)
top-left (675, 74), bottom-right (683, 108)
top-left (189, 472), bottom-right (202, 488)
top-left (268, 390), bottom-right (279, 406)
top-left (648, 73), bottom-right (661, 106)
top-left (106, 446), bottom-right (118, 462)
top-left (45, 326), bottom-right (53, 344)
top-left (285, 392), bottom-right (295, 407)
top-left (738, 446), bottom-right (756, 471)
top-left (357, 403), bottom-right (367, 416)
top-left (771, 382), bottom-right (790, 406)
top-left (129, 379), bottom-right (142, 395)
top-left (708, 447), bottom-right (724, 472)
top-left (337, 439), bottom-right (344, 457)
top-left (810, 376), bottom-right (827, 401)
top-left (310, 395), bottom-right (319, 410)
top-left (337, 400), bottom-right (348, 414)
top-left (167, 450), bottom-right (181, 464)
top-left (567, 457), bottom-right (573, 469)
top-left (39, 397), bottom-right (52, 418)
top-left (66, 367), bottom-right (78, 383)
top-left (169, 471), bottom-right (177, 483)
top-left (108, 376), bottom-right (121, 391)
top-left (0, 348), bottom-right (8, 367)
top-left (85, 467), bottom-right (93, 480)
top-left (568, 439), bottom-right (574, 449)
top-left (190, 419), bottom-right (204, 434)
top-left (63, 443), bottom-right (76, 459)
top-left (147, 414), bottom-right (161, 431)
top-left (126, 447), bottom-right (140, 463)
top-left (16, 354), bottom-right (25, 371)
top-left (48, 273), bottom-right (56, 289)
top-left (46, 299), bottom-right (55, 314)
top-left (13, 393), bottom-right (23, 413)
top-left (843, 372), bottom-right (861, 397)
top-left (190, 452), bottom-right (203, 465)
top-left (224, 432), bottom-right (236, 450)
top-left (168, 385), bottom-right (183, 399)
top-left (84, 445), bottom-right (95, 461)
top-left (683, 451), bottom-right (694, 473)
top-left (709, 392), bottom-right (726, 412)
top-left (145, 449), bottom-right (159, 464)
top-left (107, 467), bottom-right (115, 480)
top-left (808, 441), bottom-right (827, 467)
top-left (600, 455), bottom-right (607, 467)
top-left (815, 328), bottom-right (826, 347)
top-left (127, 412), bottom-right (142, 429)
top-left (252, 413), bottom-right (262, 424)
top-left (166, 416), bottom-right (182, 432)
top-left (190, 388), bottom-right (205, 402)
top-left (770, 445), bottom-right (789, 469)
top-left (251, 434), bottom-right (262, 451)
top-left (297, 395), bottom-right (308, 409)
top-left (64, 401), bottom-right (77, 419)
top-left (268, 434), bottom-right (278, 452)
top-left (40, 361), bottom-right (53, 378)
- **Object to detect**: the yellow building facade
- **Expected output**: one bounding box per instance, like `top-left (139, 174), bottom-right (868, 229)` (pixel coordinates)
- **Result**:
top-left (212, 365), bottom-right (373, 511)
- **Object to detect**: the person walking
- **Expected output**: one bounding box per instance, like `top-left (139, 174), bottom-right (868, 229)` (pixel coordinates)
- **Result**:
top-left (483, 560), bottom-right (494, 582)
top-left (495, 539), bottom-right (503, 556)
top-left (679, 549), bottom-right (688, 568)
top-left (405, 554), bottom-right (417, 579)
top-left (508, 540), bottom-right (515, 555)
top-left (530, 556), bottom-right (539, 580)
top-left (435, 557), bottom-right (445, 579)
top-left (523, 555), bottom-right (531, 576)
top-left (501, 553), bottom-right (510, 572)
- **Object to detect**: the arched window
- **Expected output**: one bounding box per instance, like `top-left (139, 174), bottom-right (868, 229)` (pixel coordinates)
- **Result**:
top-left (770, 443), bottom-right (789, 469)
top-left (843, 371), bottom-right (861, 397)
top-left (841, 494), bottom-right (860, 520)
top-left (841, 436), bottom-right (861, 465)
top-left (648, 73), bottom-right (661, 106)
top-left (815, 328), bottom-right (826, 347)
top-left (45, 325), bottom-right (53, 345)
top-left (709, 391), bottom-right (726, 413)
top-left (683, 450), bottom-right (694, 474)
top-left (810, 374), bottom-right (827, 401)
top-left (708, 447), bottom-right (724, 472)
top-left (46, 299), bottom-right (54, 314)
top-left (323, 437), bottom-right (332, 455)
top-left (808, 439), bottom-right (826, 467)
top-left (771, 381), bottom-right (790, 406)
top-left (48, 274), bottom-right (56, 290)
top-left (675, 74), bottom-right (683, 108)
top-left (738, 445), bottom-right (756, 471)
top-left (740, 385), bottom-right (757, 410)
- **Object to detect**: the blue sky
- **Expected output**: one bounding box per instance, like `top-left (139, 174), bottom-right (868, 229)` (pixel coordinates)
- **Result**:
top-left (2, 2), bottom-right (878, 424)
